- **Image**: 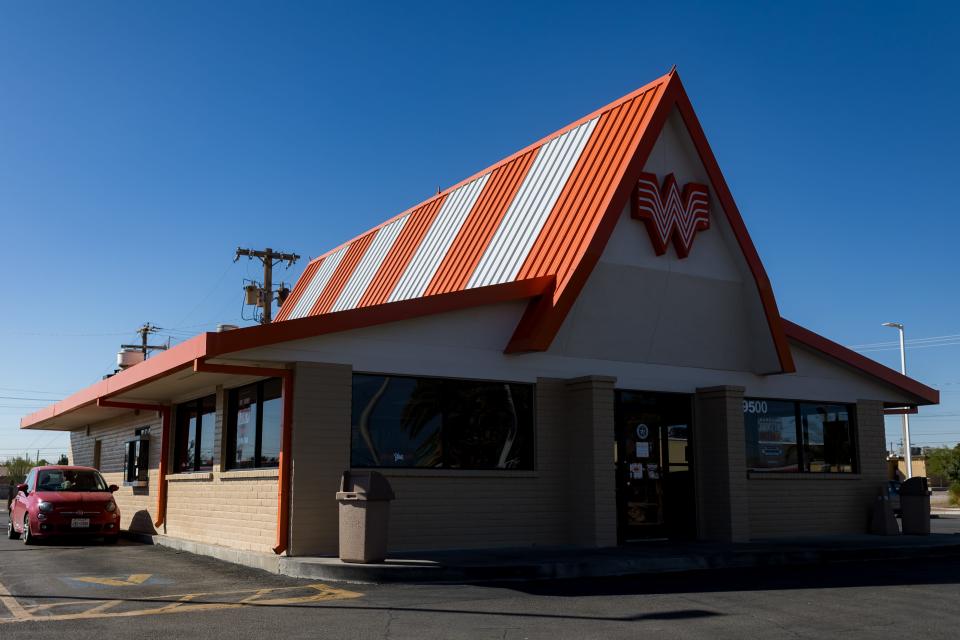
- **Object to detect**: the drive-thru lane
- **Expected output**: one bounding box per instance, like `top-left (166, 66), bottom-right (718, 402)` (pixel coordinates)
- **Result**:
top-left (0, 511), bottom-right (360, 625)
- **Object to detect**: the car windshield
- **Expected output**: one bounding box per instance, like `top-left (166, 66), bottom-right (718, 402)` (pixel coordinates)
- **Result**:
top-left (37, 469), bottom-right (109, 492)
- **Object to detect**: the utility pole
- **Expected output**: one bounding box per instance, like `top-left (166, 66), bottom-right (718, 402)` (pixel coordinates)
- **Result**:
top-left (235, 247), bottom-right (300, 324)
top-left (121, 323), bottom-right (169, 360)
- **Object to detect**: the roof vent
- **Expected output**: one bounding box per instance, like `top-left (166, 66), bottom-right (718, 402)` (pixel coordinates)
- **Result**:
top-left (217, 324), bottom-right (240, 333)
top-left (117, 348), bottom-right (145, 370)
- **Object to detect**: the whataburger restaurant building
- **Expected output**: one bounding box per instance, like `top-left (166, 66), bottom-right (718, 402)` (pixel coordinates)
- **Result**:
top-left (22, 71), bottom-right (939, 562)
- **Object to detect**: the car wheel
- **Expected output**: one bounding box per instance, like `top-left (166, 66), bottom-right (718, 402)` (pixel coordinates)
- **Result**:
top-left (21, 514), bottom-right (34, 545)
top-left (6, 515), bottom-right (18, 540)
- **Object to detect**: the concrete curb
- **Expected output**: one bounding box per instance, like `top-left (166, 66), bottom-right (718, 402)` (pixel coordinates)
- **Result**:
top-left (122, 530), bottom-right (960, 585)
top-left (278, 541), bottom-right (960, 584)
top-left (123, 531), bottom-right (281, 574)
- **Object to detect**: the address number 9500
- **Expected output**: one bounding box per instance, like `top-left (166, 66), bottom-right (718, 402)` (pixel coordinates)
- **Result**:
top-left (742, 400), bottom-right (768, 414)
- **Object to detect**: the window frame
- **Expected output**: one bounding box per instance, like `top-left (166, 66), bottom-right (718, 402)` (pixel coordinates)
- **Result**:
top-left (349, 371), bottom-right (537, 472)
top-left (173, 394), bottom-right (217, 473)
top-left (123, 427), bottom-right (151, 486)
top-left (743, 396), bottom-right (858, 474)
top-left (225, 378), bottom-right (283, 470)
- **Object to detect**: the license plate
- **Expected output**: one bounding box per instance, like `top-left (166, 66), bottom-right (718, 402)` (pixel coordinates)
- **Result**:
top-left (70, 518), bottom-right (90, 528)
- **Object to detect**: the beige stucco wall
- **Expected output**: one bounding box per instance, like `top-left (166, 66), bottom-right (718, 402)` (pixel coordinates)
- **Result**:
top-left (746, 399), bottom-right (888, 538)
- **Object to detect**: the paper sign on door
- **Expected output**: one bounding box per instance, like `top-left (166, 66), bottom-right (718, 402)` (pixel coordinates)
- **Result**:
top-left (635, 442), bottom-right (650, 458)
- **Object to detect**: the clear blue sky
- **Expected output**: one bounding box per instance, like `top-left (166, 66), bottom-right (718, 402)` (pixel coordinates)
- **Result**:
top-left (1, 1), bottom-right (958, 460)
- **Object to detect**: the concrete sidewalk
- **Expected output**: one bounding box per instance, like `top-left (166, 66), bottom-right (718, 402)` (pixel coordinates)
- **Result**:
top-left (281, 529), bottom-right (960, 584)
top-left (131, 515), bottom-right (960, 585)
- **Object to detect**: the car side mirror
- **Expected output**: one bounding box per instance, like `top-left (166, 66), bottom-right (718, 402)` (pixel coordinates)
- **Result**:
top-left (16, 483), bottom-right (28, 495)
top-left (108, 485), bottom-right (119, 493)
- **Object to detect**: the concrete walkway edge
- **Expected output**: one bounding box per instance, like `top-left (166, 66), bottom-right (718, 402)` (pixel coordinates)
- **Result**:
top-left (124, 530), bottom-right (960, 585)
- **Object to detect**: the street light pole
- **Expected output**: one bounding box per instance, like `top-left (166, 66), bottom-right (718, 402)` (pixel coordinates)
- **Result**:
top-left (882, 322), bottom-right (912, 479)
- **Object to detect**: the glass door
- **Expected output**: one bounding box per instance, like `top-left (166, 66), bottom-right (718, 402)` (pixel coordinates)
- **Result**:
top-left (615, 391), bottom-right (695, 541)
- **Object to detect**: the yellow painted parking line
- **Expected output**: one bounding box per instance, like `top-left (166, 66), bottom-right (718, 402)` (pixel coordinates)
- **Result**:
top-left (0, 579), bottom-right (31, 621)
top-left (71, 574), bottom-right (152, 587)
top-left (0, 583), bottom-right (362, 625)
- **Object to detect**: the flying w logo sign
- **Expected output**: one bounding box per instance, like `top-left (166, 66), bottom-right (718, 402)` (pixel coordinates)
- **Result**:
top-left (631, 172), bottom-right (710, 259)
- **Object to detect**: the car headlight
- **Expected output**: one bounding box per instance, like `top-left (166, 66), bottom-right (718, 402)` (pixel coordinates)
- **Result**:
top-left (38, 501), bottom-right (54, 514)
top-left (105, 501), bottom-right (117, 513)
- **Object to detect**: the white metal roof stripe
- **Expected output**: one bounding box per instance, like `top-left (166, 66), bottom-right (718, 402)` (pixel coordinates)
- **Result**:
top-left (287, 245), bottom-right (349, 319)
top-left (466, 117), bottom-right (599, 289)
top-left (330, 215), bottom-right (409, 312)
top-left (388, 173), bottom-right (490, 302)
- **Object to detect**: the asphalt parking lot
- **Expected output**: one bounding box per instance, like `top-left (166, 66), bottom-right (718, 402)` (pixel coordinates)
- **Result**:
top-left (3, 510), bottom-right (960, 639)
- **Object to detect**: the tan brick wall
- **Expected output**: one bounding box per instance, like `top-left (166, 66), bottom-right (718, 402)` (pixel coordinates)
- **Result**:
top-left (383, 377), bottom-right (577, 552)
top-left (694, 386), bottom-right (750, 542)
top-left (746, 399), bottom-right (888, 537)
top-left (288, 362), bottom-right (353, 556)
top-left (288, 370), bottom-right (617, 555)
top-left (162, 385), bottom-right (279, 553)
top-left (163, 472), bottom-right (278, 552)
top-left (564, 376), bottom-right (617, 547)
top-left (68, 383), bottom-right (280, 553)
top-left (69, 412), bottom-right (162, 533)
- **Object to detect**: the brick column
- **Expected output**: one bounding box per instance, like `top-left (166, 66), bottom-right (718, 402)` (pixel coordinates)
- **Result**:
top-left (564, 375), bottom-right (617, 547)
top-left (288, 362), bottom-right (353, 556)
top-left (856, 399), bottom-right (888, 486)
top-left (694, 385), bottom-right (749, 542)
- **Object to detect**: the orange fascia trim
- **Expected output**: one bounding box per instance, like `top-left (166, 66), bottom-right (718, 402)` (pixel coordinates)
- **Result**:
top-left (505, 71), bottom-right (797, 375)
top-left (782, 319), bottom-right (939, 406)
top-left (884, 406), bottom-right (919, 415)
top-left (97, 399), bottom-right (171, 528)
top-left (193, 359), bottom-right (294, 555)
top-left (21, 334), bottom-right (208, 429)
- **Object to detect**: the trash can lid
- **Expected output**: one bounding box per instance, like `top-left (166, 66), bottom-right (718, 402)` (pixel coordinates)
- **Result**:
top-left (900, 476), bottom-right (928, 495)
top-left (338, 470), bottom-right (395, 501)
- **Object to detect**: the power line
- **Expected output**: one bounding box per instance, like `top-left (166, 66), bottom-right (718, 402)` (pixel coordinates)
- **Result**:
top-left (851, 332), bottom-right (960, 349)
top-left (0, 386), bottom-right (69, 395)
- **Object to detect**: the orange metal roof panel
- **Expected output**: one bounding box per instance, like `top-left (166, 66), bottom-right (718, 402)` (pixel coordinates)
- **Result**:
top-left (517, 85), bottom-right (661, 299)
top-left (309, 231), bottom-right (376, 315)
top-left (425, 149), bottom-right (537, 296)
top-left (275, 259), bottom-right (321, 322)
top-left (357, 195), bottom-right (447, 307)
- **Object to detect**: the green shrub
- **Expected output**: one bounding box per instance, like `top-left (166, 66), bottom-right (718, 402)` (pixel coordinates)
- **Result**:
top-left (950, 481), bottom-right (960, 507)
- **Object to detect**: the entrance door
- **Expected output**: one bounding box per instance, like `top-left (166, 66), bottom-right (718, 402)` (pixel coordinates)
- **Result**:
top-left (615, 391), bottom-right (695, 541)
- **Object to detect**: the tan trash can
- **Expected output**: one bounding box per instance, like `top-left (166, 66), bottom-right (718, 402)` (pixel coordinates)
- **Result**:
top-left (900, 476), bottom-right (931, 536)
top-left (336, 470), bottom-right (396, 563)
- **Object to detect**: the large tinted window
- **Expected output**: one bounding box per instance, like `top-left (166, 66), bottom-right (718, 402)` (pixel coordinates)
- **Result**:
top-left (800, 403), bottom-right (855, 472)
top-left (744, 398), bottom-right (856, 473)
top-left (174, 395), bottom-right (217, 472)
top-left (743, 399), bottom-right (799, 472)
top-left (227, 378), bottom-right (283, 469)
top-left (351, 374), bottom-right (534, 470)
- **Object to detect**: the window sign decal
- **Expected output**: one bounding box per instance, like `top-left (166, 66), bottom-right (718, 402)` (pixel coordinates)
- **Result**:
top-left (631, 172), bottom-right (710, 259)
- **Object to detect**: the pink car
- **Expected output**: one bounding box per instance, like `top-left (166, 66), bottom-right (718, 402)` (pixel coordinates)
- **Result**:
top-left (7, 465), bottom-right (121, 544)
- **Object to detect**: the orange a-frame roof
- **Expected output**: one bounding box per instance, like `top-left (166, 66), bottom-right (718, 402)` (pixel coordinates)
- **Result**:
top-left (274, 69), bottom-right (795, 372)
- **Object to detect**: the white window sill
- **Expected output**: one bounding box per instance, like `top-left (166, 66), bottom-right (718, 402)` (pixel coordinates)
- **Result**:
top-left (166, 472), bottom-right (213, 482)
top-left (748, 472), bottom-right (861, 480)
top-left (356, 468), bottom-right (539, 479)
top-left (219, 468), bottom-right (280, 480)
